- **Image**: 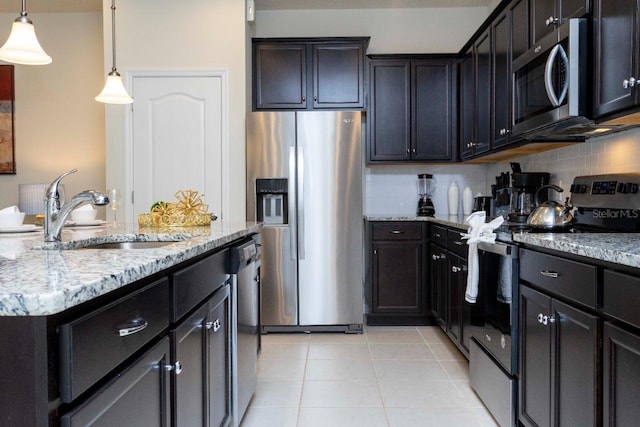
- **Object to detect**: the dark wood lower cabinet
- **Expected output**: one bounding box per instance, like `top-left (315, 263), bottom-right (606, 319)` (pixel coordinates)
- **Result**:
top-left (429, 225), bottom-right (468, 358)
top-left (366, 221), bottom-right (430, 325)
top-left (603, 322), bottom-right (640, 427)
top-left (208, 286), bottom-right (231, 427)
top-left (519, 285), bottom-right (599, 427)
top-left (60, 338), bottom-right (171, 427)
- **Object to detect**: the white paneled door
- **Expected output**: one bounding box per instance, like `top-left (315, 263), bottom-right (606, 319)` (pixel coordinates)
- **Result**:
top-left (129, 73), bottom-right (226, 222)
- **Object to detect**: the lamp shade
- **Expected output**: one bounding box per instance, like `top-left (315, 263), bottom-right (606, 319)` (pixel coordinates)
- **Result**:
top-left (95, 71), bottom-right (133, 104)
top-left (0, 20), bottom-right (51, 65)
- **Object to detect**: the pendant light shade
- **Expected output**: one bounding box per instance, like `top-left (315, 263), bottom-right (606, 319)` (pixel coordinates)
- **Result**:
top-left (0, 1), bottom-right (52, 65)
top-left (96, 0), bottom-right (132, 104)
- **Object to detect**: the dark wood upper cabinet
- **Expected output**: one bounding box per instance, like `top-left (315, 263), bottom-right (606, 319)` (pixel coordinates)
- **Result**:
top-left (412, 60), bottom-right (457, 161)
top-left (474, 30), bottom-right (492, 156)
top-left (254, 43), bottom-right (307, 110)
top-left (368, 60), bottom-right (411, 161)
top-left (511, 0), bottom-right (530, 61)
top-left (492, 10), bottom-right (512, 149)
top-left (312, 44), bottom-right (365, 109)
top-left (253, 38), bottom-right (368, 111)
top-left (530, 0), bottom-right (589, 46)
top-left (593, 0), bottom-right (639, 118)
top-left (459, 51), bottom-right (475, 160)
top-left (368, 56), bottom-right (457, 163)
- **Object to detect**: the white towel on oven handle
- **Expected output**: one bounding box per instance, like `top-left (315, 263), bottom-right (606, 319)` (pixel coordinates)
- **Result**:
top-left (460, 212), bottom-right (504, 303)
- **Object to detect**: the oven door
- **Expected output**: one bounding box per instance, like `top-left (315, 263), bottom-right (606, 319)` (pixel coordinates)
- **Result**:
top-left (512, 18), bottom-right (587, 139)
top-left (470, 240), bottom-right (519, 375)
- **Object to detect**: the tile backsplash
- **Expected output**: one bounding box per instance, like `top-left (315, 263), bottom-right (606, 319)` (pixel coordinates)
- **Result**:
top-left (365, 127), bottom-right (640, 215)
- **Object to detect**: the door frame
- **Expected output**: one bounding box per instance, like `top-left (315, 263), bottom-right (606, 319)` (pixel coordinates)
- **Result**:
top-left (123, 70), bottom-right (230, 223)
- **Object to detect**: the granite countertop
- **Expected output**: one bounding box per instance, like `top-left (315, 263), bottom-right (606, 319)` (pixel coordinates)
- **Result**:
top-left (0, 220), bottom-right (262, 316)
top-left (364, 214), bottom-right (470, 230)
top-left (364, 214), bottom-right (640, 269)
top-left (513, 232), bottom-right (640, 269)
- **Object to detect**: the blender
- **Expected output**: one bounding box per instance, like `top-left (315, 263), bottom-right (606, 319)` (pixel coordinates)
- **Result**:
top-left (417, 174), bottom-right (436, 216)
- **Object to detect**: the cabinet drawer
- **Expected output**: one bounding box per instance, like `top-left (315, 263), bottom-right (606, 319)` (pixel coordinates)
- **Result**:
top-left (447, 229), bottom-right (467, 258)
top-left (172, 249), bottom-right (228, 321)
top-left (59, 277), bottom-right (170, 403)
top-left (430, 224), bottom-right (447, 246)
top-left (519, 249), bottom-right (597, 308)
top-left (372, 222), bottom-right (422, 241)
top-left (603, 270), bottom-right (640, 329)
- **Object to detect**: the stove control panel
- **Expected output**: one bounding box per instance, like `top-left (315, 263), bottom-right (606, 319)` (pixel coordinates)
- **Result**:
top-left (570, 173), bottom-right (640, 209)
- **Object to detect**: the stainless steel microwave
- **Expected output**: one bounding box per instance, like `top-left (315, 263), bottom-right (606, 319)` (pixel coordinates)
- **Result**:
top-left (512, 18), bottom-right (589, 140)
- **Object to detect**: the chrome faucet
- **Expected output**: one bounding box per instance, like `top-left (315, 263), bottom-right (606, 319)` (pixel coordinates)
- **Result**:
top-left (44, 169), bottom-right (110, 242)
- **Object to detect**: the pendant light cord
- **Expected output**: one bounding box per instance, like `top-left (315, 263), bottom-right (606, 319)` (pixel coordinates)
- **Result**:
top-left (110, 0), bottom-right (117, 73)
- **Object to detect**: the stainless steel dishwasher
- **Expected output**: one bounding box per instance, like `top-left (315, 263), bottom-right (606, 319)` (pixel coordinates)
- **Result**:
top-left (228, 236), bottom-right (260, 427)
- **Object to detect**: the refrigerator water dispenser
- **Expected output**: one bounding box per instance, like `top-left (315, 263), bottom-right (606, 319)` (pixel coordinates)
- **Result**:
top-left (256, 178), bottom-right (288, 225)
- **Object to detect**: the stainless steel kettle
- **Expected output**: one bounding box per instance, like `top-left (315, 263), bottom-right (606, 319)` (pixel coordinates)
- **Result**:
top-left (527, 185), bottom-right (574, 230)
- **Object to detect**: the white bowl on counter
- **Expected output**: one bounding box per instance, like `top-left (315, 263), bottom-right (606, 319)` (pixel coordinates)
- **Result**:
top-left (0, 212), bottom-right (25, 227)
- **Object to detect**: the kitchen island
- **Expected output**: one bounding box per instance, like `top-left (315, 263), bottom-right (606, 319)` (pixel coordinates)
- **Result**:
top-left (0, 220), bottom-right (261, 427)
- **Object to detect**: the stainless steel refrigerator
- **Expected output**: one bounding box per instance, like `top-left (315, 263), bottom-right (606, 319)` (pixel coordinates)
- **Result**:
top-left (246, 111), bottom-right (363, 333)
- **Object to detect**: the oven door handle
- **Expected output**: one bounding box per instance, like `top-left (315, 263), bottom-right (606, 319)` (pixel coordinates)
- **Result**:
top-left (477, 241), bottom-right (517, 258)
top-left (544, 44), bottom-right (569, 107)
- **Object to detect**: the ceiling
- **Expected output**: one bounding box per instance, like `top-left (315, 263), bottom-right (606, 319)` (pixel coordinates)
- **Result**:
top-left (0, 0), bottom-right (494, 14)
top-left (255, 0), bottom-right (494, 9)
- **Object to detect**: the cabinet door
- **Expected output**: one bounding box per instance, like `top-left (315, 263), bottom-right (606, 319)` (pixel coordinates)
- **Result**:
top-left (593, 0), bottom-right (639, 117)
top-left (172, 305), bottom-right (208, 427)
top-left (458, 258), bottom-right (471, 358)
top-left (430, 243), bottom-right (448, 328)
top-left (511, 0), bottom-right (530, 61)
top-left (551, 299), bottom-right (599, 427)
top-left (603, 322), bottom-right (640, 427)
top-left (208, 285), bottom-right (231, 427)
top-left (531, 0), bottom-right (557, 45)
top-left (519, 286), bottom-right (552, 427)
top-left (60, 338), bottom-right (171, 427)
top-left (372, 241), bottom-right (424, 314)
top-left (368, 60), bottom-right (411, 161)
top-left (312, 43), bottom-right (364, 109)
top-left (412, 60), bottom-right (455, 161)
top-left (447, 253), bottom-right (463, 344)
top-left (254, 44), bottom-right (307, 110)
top-left (474, 30), bottom-right (492, 156)
top-left (492, 11), bottom-right (512, 149)
top-left (459, 52), bottom-right (475, 160)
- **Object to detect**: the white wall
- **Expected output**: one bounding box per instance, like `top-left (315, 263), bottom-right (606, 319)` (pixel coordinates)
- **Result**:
top-left (254, 7), bottom-right (489, 53)
top-left (0, 13), bottom-right (105, 213)
top-left (104, 0), bottom-right (248, 222)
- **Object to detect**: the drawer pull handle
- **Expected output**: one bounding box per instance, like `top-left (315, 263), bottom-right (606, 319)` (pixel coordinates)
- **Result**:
top-left (434, 233), bottom-right (441, 238)
top-left (453, 241), bottom-right (463, 246)
top-left (390, 230), bottom-right (404, 234)
top-left (166, 361), bottom-right (183, 375)
top-left (540, 270), bottom-right (559, 278)
top-left (117, 318), bottom-right (148, 337)
top-left (452, 266), bottom-right (461, 273)
top-left (432, 254), bottom-right (440, 260)
top-left (537, 313), bottom-right (556, 326)
top-left (207, 319), bottom-right (222, 332)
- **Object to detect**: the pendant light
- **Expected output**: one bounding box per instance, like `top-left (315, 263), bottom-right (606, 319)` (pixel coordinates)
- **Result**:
top-left (0, 0), bottom-right (52, 65)
top-left (95, 0), bottom-right (133, 104)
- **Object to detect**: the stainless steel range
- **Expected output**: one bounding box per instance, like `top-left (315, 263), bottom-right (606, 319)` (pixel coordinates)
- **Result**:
top-left (469, 173), bottom-right (640, 427)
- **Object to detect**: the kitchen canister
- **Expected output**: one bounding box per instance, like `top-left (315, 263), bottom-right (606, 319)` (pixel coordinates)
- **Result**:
top-left (448, 181), bottom-right (459, 215)
top-left (462, 186), bottom-right (473, 215)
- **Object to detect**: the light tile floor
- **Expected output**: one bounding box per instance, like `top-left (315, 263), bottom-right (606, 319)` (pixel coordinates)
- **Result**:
top-left (240, 326), bottom-right (500, 427)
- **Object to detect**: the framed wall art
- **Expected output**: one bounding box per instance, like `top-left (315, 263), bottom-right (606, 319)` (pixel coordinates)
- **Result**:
top-left (0, 65), bottom-right (14, 174)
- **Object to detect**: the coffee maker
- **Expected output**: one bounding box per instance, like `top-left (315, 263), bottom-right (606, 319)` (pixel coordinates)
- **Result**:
top-left (508, 163), bottom-right (550, 223)
top-left (417, 174), bottom-right (436, 216)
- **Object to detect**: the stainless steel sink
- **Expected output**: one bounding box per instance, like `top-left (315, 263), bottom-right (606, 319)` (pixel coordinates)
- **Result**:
top-left (79, 241), bottom-right (175, 250)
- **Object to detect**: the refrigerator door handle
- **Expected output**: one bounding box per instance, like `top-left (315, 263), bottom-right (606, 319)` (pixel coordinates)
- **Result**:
top-left (297, 146), bottom-right (305, 260)
top-left (288, 146), bottom-right (297, 261)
